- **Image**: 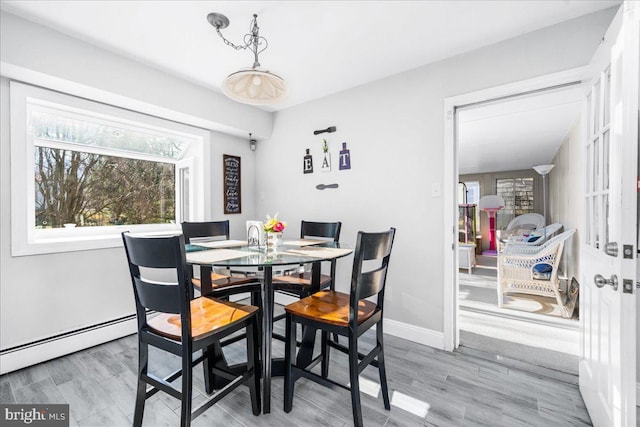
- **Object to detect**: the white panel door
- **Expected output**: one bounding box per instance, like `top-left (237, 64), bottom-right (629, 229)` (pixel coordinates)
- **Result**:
top-left (579, 3), bottom-right (638, 426)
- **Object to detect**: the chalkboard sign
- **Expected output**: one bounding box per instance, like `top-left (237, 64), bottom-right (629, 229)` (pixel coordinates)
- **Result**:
top-left (223, 155), bottom-right (241, 214)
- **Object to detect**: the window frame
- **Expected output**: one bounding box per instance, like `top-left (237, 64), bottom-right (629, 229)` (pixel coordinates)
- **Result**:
top-left (10, 81), bottom-right (210, 256)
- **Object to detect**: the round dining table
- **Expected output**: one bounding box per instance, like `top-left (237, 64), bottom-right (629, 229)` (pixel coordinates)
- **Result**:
top-left (185, 240), bottom-right (353, 413)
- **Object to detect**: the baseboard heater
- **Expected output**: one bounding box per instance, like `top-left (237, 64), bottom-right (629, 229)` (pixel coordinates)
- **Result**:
top-left (0, 314), bottom-right (138, 375)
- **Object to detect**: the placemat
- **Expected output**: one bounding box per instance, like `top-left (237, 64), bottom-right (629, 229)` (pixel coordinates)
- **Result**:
top-left (283, 247), bottom-right (352, 259)
top-left (186, 249), bottom-right (250, 264)
top-left (283, 239), bottom-right (326, 247)
top-left (191, 239), bottom-right (247, 249)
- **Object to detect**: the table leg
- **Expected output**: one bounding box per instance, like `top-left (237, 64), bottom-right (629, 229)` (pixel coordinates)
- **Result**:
top-left (261, 266), bottom-right (273, 414)
top-left (199, 265), bottom-right (213, 296)
top-left (296, 261), bottom-right (321, 368)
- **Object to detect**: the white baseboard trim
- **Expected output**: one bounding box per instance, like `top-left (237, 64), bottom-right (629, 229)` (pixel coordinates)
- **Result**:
top-left (0, 317), bottom-right (137, 375)
top-left (383, 318), bottom-right (445, 349)
top-left (274, 292), bottom-right (445, 349)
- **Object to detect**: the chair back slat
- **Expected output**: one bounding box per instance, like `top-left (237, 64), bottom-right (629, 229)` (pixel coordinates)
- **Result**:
top-left (358, 231), bottom-right (395, 261)
top-left (122, 232), bottom-right (190, 317)
top-left (181, 221), bottom-right (230, 243)
top-left (301, 221), bottom-right (342, 241)
top-left (355, 266), bottom-right (389, 301)
top-left (123, 233), bottom-right (185, 268)
top-left (134, 277), bottom-right (182, 314)
top-left (350, 228), bottom-right (396, 323)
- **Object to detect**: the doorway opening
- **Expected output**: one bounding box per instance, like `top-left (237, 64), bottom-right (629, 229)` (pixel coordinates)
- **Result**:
top-left (444, 70), bottom-right (588, 374)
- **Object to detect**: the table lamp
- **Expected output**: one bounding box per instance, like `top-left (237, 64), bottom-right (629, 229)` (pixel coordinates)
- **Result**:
top-left (479, 195), bottom-right (505, 256)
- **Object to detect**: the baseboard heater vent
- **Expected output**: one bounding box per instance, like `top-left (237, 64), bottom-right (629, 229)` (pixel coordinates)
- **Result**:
top-left (0, 314), bottom-right (138, 374)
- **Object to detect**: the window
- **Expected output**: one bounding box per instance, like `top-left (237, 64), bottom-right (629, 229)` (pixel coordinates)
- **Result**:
top-left (11, 82), bottom-right (210, 255)
top-left (496, 177), bottom-right (535, 229)
top-left (458, 181), bottom-right (480, 232)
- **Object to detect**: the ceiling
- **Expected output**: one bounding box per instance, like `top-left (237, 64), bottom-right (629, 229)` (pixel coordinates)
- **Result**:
top-left (1, 1), bottom-right (619, 174)
top-left (458, 85), bottom-right (585, 175)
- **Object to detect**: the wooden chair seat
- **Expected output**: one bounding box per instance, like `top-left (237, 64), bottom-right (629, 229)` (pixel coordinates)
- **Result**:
top-left (148, 297), bottom-right (259, 341)
top-left (272, 272), bottom-right (332, 295)
top-left (284, 290), bottom-right (377, 327)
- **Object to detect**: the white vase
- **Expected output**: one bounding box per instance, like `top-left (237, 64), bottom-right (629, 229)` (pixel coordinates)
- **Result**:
top-left (265, 232), bottom-right (282, 251)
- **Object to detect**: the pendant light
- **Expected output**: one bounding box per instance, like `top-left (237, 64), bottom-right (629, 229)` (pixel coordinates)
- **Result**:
top-left (208, 13), bottom-right (287, 105)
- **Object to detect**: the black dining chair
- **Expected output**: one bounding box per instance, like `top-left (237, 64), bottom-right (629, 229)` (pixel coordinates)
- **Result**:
top-left (271, 221), bottom-right (341, 341)
top-left (283, 228), bottom-right (396, 427)
top-left (181, 221), bottom-right (261, 305)
top-left (272, 221), bottom-right (342, 296)
top-left (122, 232), bottom-right (261, 427)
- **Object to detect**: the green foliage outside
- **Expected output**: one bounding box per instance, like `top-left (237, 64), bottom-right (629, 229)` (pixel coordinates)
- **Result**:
top-left (35, 147), bottom-right (175, 228)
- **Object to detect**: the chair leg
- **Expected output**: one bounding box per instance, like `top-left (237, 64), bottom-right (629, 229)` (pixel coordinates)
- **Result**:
top-left (321, 330), bottom-right (330, 379)
top-left (132, 340), bottom-right (148, 427)
top-left (251, 290), bottom-right (263, 348)
top-left (180, 347), bottom-right (193, 427)
top-left (348, 332), bottom-right (364, 427)
top-left (246, 318), bottom-right (261, 416)
top-left (284, 314), bottom-right (296, 413)
top-left (202, 346), bottom-right (214, 395)
top-left (376, 321), bottom-right (390, 410)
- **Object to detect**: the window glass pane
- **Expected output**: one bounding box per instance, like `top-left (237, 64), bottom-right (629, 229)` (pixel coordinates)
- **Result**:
top-left (594, 137), bottom-right (600, 191)
top-left (593, 196), bottom-right (600, 248)
top-left (30, 110), bottom-right (189, 159)
top-left (457, 183), bottom-right (466, 204)
top-left (603, 194), bottom-right (609, 246)
top-left (603, 130), bottom-right (610, 191)
top-left (586, 143), bottom-right (593, 193)
top-left (603, 67), bottom-right (611, 126)
top-left (466, 182), bottom-right (480, 204)
top-left (180, 168), bottom-right (190, 222)
top-left (593, 78), bottom-right (601, 133)
top-left (586, 92), bottom-right (592, 138)
top-left (585, 196), bottom-right (592, 245)
top-left (35, 147), bottom-right (175, 228)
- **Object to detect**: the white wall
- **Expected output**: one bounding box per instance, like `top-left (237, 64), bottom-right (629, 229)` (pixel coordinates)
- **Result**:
top-left (549, 117), bottom-right (583, 284)
top-left (0, 13), bottom-right (262, 356)
top-left (256, 9), bottom-right (616, 334)
top-left (0, 6), bottom-right (619, 366)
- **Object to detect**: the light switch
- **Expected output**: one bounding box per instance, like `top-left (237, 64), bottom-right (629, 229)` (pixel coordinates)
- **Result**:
top-left (431, 183), bottom-right (441, 198)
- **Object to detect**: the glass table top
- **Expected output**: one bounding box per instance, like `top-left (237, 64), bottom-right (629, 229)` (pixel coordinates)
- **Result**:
top-left (185, 241), bottom-right (352, 267)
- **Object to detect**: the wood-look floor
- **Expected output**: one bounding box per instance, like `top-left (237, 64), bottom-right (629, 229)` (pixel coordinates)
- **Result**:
top-left (1, 310), bottom-right (594, 427)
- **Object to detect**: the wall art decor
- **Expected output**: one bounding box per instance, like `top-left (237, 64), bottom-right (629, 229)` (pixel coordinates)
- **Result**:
top-left (313, 126), bottom-right (336, 135)
top-left (339, 142), bottom-right (351, 170)
top-left (303, 148), bottom-right (313, 174)
top-left (315, 183), bottom-right (339, 190)
top-left (223, 154), bottom-right (241, 214)
top-left (320, 139), bottom-right (331, 172)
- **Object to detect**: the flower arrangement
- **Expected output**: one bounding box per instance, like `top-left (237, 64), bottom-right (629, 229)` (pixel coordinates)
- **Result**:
top-left (264, 213), bottom-right (286, 233)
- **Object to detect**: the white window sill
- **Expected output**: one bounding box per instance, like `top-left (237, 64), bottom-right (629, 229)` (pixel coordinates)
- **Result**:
top-left (14, 224), bottom-right (182, 256)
